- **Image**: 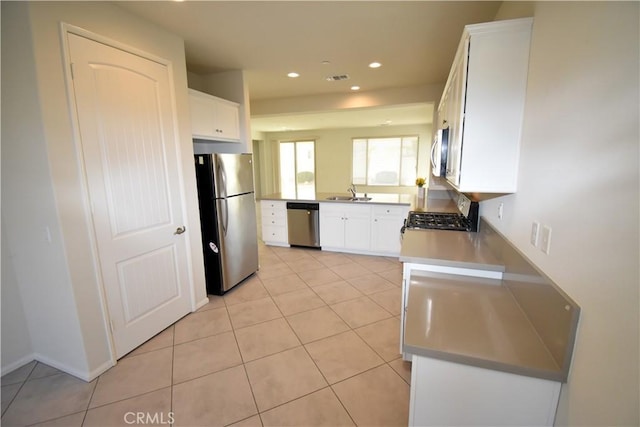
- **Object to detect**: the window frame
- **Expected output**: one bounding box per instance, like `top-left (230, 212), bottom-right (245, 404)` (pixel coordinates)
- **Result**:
top-left (352, 135), bottom-right (419, 187)
top-left (278, 139), bottom-right (317, 198)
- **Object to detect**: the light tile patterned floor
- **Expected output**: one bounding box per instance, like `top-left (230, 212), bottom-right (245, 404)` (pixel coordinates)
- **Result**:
top-left (1, 242), bottom-right (412, 427)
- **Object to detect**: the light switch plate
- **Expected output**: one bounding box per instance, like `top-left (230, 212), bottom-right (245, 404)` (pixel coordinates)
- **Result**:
top-left (541, 225), bottom-right (552, 254)
top-left (530, 221), bottom-right (540, 246)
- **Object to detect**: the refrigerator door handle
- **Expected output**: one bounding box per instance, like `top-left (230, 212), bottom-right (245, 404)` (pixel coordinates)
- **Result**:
top-left (216, 157), bottom-right (228, 199)
top-left (222, 198), bottom-right (229, 236)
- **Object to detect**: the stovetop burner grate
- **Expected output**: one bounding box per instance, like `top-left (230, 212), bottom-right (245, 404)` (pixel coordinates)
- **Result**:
top-left (404, 211), bottom-right (472, 232)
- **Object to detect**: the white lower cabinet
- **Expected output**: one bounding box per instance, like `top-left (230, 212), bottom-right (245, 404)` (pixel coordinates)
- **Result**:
top-left (319, 203), bottom-right (371, 252)
top-left (370, 205), bottom-right (409, 255)
top-left (410, 355), bottom-right (561, 427)
top-left (260, 200), bottom-right (288, 246)
top-left (261, 201), bottom-right (409, 256)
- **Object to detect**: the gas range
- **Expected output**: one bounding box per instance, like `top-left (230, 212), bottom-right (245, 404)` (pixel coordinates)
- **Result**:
top-left (402, 194), bottom-right (479, 233)
top-left (404, 211), bottom-right (473, 231)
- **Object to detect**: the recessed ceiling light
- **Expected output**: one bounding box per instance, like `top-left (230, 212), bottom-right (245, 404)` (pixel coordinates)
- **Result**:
top-left (369, 62), bottom-right (382, 69)
top-left (351, 86), bottom-right (360, 91)
top-left (287, 72), bottom-right (300, 78)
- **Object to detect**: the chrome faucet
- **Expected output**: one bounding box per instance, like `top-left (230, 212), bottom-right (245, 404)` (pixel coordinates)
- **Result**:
top-left (348, 184), bottom-right (357, 197)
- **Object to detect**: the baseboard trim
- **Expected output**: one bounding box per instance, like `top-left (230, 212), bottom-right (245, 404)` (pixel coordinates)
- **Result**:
top-left (31, 353), bottom-right (115, 382)
top-left (1, 353), bottom-right (36, 377)
top-left (1, 352), bottom-right (114, 383)
top-left (194, 296), bottom-right (210, 311)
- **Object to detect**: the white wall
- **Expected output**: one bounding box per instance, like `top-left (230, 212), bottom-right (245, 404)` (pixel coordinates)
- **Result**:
top-left (1, 1), bottom-right (207, 379)
top-left (258, 124), bottom-right (431, 196)
top-left (482, 3), bottom-right (639, 425)
top-left (1, 2), bottom-right (89, 376)
top-left (1, 221), bottom-right (34, 371)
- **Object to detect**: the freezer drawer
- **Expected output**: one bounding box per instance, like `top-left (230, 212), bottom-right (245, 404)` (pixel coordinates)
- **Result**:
top-left (286, 202), bottom-right (320, 248)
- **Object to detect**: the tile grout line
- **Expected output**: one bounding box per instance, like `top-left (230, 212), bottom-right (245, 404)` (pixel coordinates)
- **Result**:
top-left (1, 361), bottom-right (36, 419)
top-left (305, 250), bottom-right (402, 421)
top-left (265, 250), bottom-right (401, 424)
top-left (230, 315), bottom-right (263, 426)
top-left (234, 271), bottom-right (341, 421)
top-left (4, 245), bottom-right (406, 426)
top-left (80, 387), bottom-right (173, 417)
top-left (80, 366), bottom-right (99, 426)
top-left (263, 287), bottom-right (358, 425)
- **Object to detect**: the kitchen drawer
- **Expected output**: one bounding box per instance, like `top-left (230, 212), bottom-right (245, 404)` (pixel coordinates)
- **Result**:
top-left (261, 201), bottom-right (287, 220)
top-left (261, 200), bottom-right (287, 211)
top-left (372, 205), bottom-right (409, 217)
top-left (262, 215), bottom-right (287, 227)
top-left (262, 208), bottom-right (286, 218)
top-left (262, 224), bottom-right (288, 244)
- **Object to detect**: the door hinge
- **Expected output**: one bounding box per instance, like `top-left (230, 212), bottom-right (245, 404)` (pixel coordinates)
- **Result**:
top-left (109, 319), bottom-right (114, 333)
top-left (70, 63), bottom-right (75, 80)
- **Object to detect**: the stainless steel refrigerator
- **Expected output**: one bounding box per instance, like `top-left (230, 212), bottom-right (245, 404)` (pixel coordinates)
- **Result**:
top-left (194, 153), bottom-right (259, 295)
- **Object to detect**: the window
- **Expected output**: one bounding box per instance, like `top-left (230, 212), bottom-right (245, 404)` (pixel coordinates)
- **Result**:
top-left (279, 140), bottom-right (315, 198)
top-left (352, 136), bottom-right (418, 186)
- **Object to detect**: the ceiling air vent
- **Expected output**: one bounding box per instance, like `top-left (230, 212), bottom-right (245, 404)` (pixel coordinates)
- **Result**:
top-left (325, 74), bottom-right (350, 82)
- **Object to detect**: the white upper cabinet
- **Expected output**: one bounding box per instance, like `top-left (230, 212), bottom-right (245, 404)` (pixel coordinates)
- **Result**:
top-left (439, 18), bottom-right (533, 193)
top-left (188, 88), bottom-right (241, 142)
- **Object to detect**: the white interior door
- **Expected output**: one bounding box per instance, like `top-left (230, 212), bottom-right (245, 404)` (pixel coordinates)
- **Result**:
top-left (67, 33), bottom-right (191, 358)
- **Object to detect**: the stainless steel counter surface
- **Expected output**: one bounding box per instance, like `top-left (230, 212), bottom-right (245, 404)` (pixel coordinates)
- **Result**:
top-left (404, 270), bottom-right (563, 381)
top-left (400, 228), bottom-right (505, 271)
top-left (399, 220), bottom-right (579, 382)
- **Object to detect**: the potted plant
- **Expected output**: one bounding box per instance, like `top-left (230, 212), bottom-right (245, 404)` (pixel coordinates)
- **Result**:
top-left (416, 177), bottom-right (426, 208)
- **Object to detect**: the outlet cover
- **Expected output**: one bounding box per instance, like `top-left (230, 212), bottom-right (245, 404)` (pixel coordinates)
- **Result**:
top-left (541, 225), bottom-right (552, 254)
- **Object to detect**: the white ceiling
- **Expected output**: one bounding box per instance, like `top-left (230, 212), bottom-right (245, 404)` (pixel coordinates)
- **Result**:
top-left (115, 1), bottom-right (502, 131)
top-left (251, 103), bottom-right (434, 132)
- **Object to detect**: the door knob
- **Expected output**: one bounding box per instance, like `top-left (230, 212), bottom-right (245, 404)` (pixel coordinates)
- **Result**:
top-left (174, 226), bottom-right (186, 235)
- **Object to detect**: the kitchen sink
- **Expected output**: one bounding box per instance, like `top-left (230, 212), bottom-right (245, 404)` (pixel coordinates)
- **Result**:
top-left (326, 196), bottom-right (372, 202)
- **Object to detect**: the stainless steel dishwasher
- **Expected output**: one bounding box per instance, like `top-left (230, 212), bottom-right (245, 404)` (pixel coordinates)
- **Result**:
top-left (286, 202), bottom-right (320, 248)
